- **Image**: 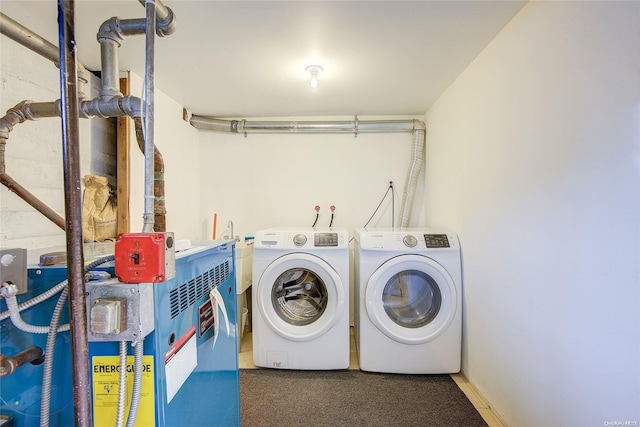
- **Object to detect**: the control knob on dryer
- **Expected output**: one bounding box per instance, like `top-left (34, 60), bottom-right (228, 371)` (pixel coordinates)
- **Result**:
top-left (403, 235), bottom-right (418, 248)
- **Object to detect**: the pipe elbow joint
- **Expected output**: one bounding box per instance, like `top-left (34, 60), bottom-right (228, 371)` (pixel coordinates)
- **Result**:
top-left (0, 103), bottom-right (29, 138)
top-left (8, 101), bottom-right (32, 121)
top-left (155, 7), bottom-right (178, 37)
top-left (413, 119), bottom-right (426, 132)
top-left (97, 17), bottom-right (124, 45)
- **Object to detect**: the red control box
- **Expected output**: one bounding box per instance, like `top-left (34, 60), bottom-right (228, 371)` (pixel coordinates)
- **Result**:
top-left (115, 233), bottom-right (175, 283)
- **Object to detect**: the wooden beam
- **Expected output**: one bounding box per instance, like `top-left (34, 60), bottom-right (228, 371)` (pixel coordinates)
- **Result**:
top-left (116, 73), bottom-right (130, 234)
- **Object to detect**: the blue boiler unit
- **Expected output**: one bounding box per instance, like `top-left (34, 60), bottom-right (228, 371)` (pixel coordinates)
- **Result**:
top-left (0, 240), bottom-right (240, 427)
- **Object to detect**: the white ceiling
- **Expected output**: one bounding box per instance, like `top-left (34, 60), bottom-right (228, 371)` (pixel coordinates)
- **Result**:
top-left (1, 1), bottom-right (526, 118)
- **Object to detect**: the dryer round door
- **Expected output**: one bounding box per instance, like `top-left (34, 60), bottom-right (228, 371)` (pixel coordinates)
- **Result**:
top-left (365, 254), bottom-right (457, 345)
top-left (257, 253), bottom-right (346, 342)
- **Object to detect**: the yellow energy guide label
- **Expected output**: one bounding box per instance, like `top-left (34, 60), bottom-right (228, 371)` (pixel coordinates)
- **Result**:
top-left (92, 355), bottom-right (155, 427)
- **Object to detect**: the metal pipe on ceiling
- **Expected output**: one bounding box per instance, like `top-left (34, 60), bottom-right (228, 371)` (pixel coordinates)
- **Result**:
top-left (189, 114), bottom-right (422, 135)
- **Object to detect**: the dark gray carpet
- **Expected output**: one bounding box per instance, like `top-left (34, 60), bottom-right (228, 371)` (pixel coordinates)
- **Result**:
top-left (240, 369), bottom-right (488, 427)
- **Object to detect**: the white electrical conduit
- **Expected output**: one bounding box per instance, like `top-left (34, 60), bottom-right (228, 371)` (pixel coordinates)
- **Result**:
top-left (0, 281), bottom-right (67, 321)
top-left (189, 115), bottom-right (426, 227)
top-left (40, 284), bottom-right (69, 427)
top-left (125, 341), bottom-right (144, 427)
top-left (115, 341), bottom-right (128, 427)
top-left (1, 286), bottom-right (70, 334)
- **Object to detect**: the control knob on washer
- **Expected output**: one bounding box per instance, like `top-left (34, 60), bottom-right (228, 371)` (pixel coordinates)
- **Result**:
top-left (293, 234), bottom-right (307, 246)
top-left (403, 235), bottom-right (418, 248)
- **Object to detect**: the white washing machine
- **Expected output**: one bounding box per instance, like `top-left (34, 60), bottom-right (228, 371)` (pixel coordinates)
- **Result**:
top-left (252, 227), bottom-right (350, 370)
top-left (354, 228), bottom-right (462, 374)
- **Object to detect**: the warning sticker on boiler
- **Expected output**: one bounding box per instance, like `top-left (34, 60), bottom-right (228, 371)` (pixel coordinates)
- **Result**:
top-left (92, 355), bottom-right (155, 427)
top-left (165, 325), bottom-right (198, 403)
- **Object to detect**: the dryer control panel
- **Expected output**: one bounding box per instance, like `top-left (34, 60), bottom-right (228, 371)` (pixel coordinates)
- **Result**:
top-left (424, 234), bottom-right (450, 248)
top-left (356, 228), bottom-right (458, 252)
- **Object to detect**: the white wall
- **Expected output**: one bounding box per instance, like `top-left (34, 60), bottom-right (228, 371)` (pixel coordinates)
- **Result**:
top-left (128, 73), bottom-right (202, 241)
top-left (0, 36), bottom-right (108, 250)
top-left (197, 120), bottom-right (426, 240)
top-left (425, 2), bottom-right (639, 426)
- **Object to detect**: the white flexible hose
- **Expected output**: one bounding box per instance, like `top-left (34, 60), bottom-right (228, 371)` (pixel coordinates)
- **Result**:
top-left (398, 128), bottom-right (426, 228)
top-left (125, 341), bottom-right (144, 427)
top-left (0, 280), bottom-right (67, 321)
top-left (116, 341), bottom-right (128, 427)
top-left (4, 293), bottom-right (69, 334)
top-left (39, 285), bottom-right (69, 427)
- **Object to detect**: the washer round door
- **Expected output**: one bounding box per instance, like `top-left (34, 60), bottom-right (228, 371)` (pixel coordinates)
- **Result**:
top-left (365, 254), bottom-right (457, 345)
top-left (257, 253), bottom-right (346, 342)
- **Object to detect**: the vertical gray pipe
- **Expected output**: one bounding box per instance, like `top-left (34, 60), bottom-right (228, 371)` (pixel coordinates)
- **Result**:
top-left (142, 0), bottom-right (156, 232)
top-left (57, 1), bottom-right (92, 426)
top-left (99, 39), bottom-right (122, 99)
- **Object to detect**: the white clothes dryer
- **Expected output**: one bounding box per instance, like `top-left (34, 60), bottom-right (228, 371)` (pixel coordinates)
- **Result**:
top-left (252, 227), bottom-right (350, 370)
top-left (354, 228), bottom-right (462, 374)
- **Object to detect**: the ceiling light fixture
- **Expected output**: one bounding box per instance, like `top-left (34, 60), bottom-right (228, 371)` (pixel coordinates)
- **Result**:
top-left (305, 65), bottom-right (323, 89)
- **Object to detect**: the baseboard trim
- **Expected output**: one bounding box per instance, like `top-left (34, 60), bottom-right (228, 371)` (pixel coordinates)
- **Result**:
top-left (450, 373), bottom-right (509, 427)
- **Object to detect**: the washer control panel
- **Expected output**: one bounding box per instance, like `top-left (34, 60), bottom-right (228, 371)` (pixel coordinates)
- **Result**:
top-left (256, 228), bottom-right (348, 249)
top-left (314, 232), bottom-right (339, 247)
